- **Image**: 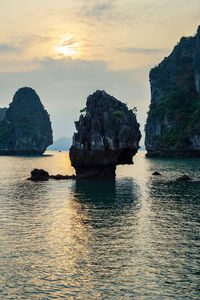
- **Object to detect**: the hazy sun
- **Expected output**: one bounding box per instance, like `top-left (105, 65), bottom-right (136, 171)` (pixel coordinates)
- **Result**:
top-left (55, 34), bottom-right (79, 57)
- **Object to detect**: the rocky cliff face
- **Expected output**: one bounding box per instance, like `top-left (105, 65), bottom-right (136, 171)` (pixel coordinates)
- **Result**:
top-left (0, 108), bottom-right (7, 121)
top-left (0, 87), bottom-right (53, 154)
top-left (145, 26), bottom-right (200, 157)
top-left (70, 90), bottom-right (141, 178)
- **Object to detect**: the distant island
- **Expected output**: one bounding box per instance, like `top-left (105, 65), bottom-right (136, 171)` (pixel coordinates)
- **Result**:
top-left (0, 87), bottom-right (53, 155)
top-left (47, 137), bottom-right (72, 151)
top-left (145, 26), bottom-right (200, 157)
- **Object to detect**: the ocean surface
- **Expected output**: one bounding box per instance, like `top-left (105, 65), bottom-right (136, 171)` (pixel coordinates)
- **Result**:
top-left (0, 151), bottom-right (199, 299)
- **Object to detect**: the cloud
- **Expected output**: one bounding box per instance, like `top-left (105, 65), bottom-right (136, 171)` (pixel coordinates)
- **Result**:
top-left (0, 44), bottom-right (19, 54)
top-left (0, 56), bottom-right (150, 142)
top-left (118, 47), bottom-right (168, 54)
top-left (82, 1), bottom-right (115, 17)
top-left (18, 35), bottom-right (51, 47)
top-left (86, 3), bottom-right (112, 15)
top-left (58, 38), bottom-right (77, 47)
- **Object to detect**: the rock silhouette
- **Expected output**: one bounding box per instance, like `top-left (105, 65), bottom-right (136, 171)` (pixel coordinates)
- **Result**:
top-left (70, 90), bottom-right (141, 178)
top-left (0, 87), bottom-right (53, 155)
top-left (28, 169), bottom-right (76, 181)
top-left (28, 169), bottom-right (50, 181)
top-left (152, 171), bottom-right (162, 176)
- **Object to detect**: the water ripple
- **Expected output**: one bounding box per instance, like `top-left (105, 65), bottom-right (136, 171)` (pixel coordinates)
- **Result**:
top-left (0, 151), bottom-right (199, 299)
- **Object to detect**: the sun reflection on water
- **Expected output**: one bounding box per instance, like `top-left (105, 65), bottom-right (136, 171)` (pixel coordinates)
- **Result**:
top-left (0, 152), bottom-right (200, 298)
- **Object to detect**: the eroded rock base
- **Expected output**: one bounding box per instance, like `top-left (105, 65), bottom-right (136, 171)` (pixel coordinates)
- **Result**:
top-left (75, 165), bottom-right (116, 179)
top-left (70, 148), bottom-right (135, 178)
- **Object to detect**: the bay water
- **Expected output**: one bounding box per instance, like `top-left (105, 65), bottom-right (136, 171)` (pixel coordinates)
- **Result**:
top-left (0, 151), bottom-right (199, 299)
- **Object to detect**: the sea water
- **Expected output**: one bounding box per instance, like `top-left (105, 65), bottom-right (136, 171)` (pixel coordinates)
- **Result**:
top-left (0, 151), bottom-right (199, 299)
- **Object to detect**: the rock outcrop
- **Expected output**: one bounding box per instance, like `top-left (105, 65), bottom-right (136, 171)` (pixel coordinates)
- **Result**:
top-left (0, 87), bottom-right (53, 154)
top-left (70, 90), bottom-right (141, 178)
top-left (145, 26), bottom-right (200, 157)
top-left (28, 169), bottom-right (76, 181)
top-left (152, 171), bottom-right (162, 176)
top-left (28, 169), bottom-right (50, 181)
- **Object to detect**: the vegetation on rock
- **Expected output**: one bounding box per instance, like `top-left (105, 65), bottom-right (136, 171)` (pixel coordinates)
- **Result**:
top-left (0, 87), bottom-right (53, 154)
top-left (113, 110), bottom-right (123, 117)
top-left (147, 86), bottom-right (200, 150)
top-left (145, 26), bottom-right (200, 156)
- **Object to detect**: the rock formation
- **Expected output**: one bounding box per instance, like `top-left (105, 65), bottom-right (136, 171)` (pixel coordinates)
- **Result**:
top-left (0, 87), bottom-right (53, 154)
top-left (70, 90), bottom-right (141, 178)
top-left (176, 175), bottom-right (192, 182)
top-left (28, 169), bottom-right (76, 181)
top-left (0, 108), bottom-right (7, 121)
top-left (145, 26), bottom-right (200, 157)
top-left (152, 171), bottom-right (161, 176)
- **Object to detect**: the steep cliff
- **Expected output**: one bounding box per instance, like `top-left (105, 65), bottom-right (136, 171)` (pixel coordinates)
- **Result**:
top-left (0, 87), bottom-right (53, 154)
top-left (0, 108), bottom-right (7, 121)
top-left (70, 90), bottom-right (141, 178)
top-left (145, 26), bottom-right (200, 157)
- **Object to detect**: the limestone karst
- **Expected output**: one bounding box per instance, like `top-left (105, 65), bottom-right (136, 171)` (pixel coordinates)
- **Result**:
top-left (0, 87), bottom-right (53, 154)
top-left (70, 90), bottom-right (141, 178)
top-left (145, 26), bottom-right (200, 157)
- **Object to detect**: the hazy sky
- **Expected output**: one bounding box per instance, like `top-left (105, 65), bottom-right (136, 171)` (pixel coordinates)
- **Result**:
top-left (0, 0), bottom-right (200, 141)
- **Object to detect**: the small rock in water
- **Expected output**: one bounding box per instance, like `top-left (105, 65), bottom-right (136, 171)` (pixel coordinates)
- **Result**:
top-left (176, 175), bottom-right (192, 182)
top-left (152, 171), bottom-right (161, 176)
top-left (28, 169), bottom-right (76, 181)
top-left (28, 169), bottom-right (49, 181)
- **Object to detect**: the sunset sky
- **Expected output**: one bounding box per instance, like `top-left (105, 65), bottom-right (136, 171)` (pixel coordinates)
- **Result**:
top-left (0, 0), bottom-right (200, 141)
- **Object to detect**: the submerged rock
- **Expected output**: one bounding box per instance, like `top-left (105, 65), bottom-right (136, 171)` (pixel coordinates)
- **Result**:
top-left (0, 87), bottom-right (53, 155)
top-left (152, 171), bottom-right (162, 176)
top-left (176, 175), bottom-right (192, 182)
top-left (145, 26), bottom-right (200, 157)
top-left (69, 90), bottom-right (141, 178)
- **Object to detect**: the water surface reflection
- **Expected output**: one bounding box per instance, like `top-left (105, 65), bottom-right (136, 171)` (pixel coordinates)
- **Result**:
top-left (0, 152), bottom-right (199, 298)
top-left (142, 177), bottom-right (200, 298)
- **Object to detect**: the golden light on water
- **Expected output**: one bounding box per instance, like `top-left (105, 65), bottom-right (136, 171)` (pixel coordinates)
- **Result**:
top-left (55, 34), bottom-right (79, 57)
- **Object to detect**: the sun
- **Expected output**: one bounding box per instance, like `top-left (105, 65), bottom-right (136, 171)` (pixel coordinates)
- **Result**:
top-left (56, 45), bottom-right (77, 56)
top-left (55, 34), bottom-right (79, 57)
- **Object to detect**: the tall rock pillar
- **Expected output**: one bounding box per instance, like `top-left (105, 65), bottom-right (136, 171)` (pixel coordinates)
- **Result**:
top-left (70, 90), bottom-right (141, 178)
